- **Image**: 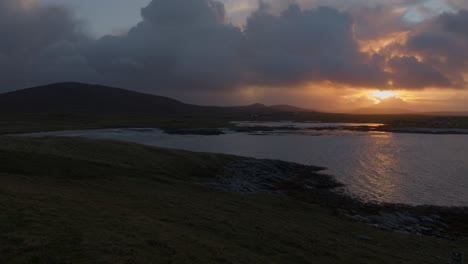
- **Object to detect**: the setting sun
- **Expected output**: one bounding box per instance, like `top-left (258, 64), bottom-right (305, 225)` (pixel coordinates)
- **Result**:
top-left (370, 91), bottom-right (400, 100)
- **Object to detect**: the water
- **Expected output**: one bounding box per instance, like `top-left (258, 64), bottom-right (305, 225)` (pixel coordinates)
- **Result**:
top-left (24, 123), bottom-right (468, 207)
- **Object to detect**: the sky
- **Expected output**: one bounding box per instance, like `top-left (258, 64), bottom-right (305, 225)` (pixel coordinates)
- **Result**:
top-left (1, 0), bottom-right (468, 112)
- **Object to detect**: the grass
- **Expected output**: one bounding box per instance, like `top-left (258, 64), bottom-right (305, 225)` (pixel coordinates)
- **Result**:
top-left (0, 136), bottom-right (466, 263)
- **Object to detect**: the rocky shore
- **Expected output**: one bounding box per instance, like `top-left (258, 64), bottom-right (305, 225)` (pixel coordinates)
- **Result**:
top-left (200, 158), bottom-right (468, 239)
top-left (199, 158), bottom-right (338, 193)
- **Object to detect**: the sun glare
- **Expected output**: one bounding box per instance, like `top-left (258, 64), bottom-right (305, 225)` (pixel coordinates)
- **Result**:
top-left (370, 91), bottom-right (400, 100)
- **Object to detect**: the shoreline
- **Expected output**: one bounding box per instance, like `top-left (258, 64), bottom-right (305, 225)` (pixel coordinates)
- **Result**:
top-left (9, 126), bottom-right (468, 237)
top-left (13, 127), bottom-right (468, 208)
top-left (6, 120), bottom-right (468, 136)
top-left (0, 136), bottom-right (466, 262)
top-left (230, 124), bottom-right (468, 135)
top-left (203, 156), bottom-right (468, 239)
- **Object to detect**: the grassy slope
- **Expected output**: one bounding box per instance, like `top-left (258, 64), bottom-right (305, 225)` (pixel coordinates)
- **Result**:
top-left (0, 136), bottom-right (466, 263)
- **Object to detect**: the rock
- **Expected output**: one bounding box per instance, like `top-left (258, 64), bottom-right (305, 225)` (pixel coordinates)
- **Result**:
top-left (198, 157), bottom-right (464, 239)
top-left (419, 226), bottom-right (433, 232)
top-left (199, 158), bottom-right (338, 193)
top-left (351, 215), bottom-right (370, 223)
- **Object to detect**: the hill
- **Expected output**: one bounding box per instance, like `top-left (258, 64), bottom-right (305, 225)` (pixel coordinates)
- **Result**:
top-left (270, 104), bottom-right (316, 112)
top-left (0, 82), bottom-right (203, 114)
top-left (0, 82), bottom-right (284, 116)
top-left (0, 82), bottom-right (308, 134)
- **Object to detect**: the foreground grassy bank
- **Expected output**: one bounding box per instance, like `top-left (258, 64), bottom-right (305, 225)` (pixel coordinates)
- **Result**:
top-left (0, 136), bottom-right (466, 263)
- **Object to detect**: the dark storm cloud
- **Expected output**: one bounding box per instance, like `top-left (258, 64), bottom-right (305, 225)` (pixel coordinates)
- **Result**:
top-left (0, 0), bottom-right (467, 93)
top-left (397, 9), bottom-right (468, 89)
top-left (0, 0), bottom-right (80, 56)
top-left (0, 0), bottom-right (95, 89)
top-left (244, 5), bottom-right (387, 87)
top-left (86, 0), bottom-right (246, 90)
top-left (438, 9), bottom-right (468, 38)
top-left (88, 1), bottom-right (388, 90)
top-left (406, 32), bottom-right (466, 71)
top-left (388, 56), bottom-right (452, 89)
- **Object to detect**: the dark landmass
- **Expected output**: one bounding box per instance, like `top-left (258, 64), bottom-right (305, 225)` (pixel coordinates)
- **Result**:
top-left (352, 107), bottom-right (416, 115)
top-left (0, 136), bottom-right (466, 263)
top-left (230, 126), bottom-right (303, 133)
top-left (422, 111), bottom-right (468, 117)
top-left (0, 82), bottom-right (285, 116)
top-left (163, 128), bottom-right (225, 135)
top-left (226, 124), bottom-right (468, 135)
top-left (0, 82), bottom-right (195, 114)
top-left (270, 104), bottom-right (317, 112)
top-left (1, 82), bottom-right (468, 136)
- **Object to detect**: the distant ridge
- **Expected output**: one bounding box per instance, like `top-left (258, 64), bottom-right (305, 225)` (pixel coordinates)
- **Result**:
top-left (421, 111), bottom-right (468, 117)
top-left (351, 107), bottom-right (468, 116)
top-left (351, 107), bottom-right (416, 115)
top-left (4, 83), bottom-right (465, 117)
top-left (270, 105), bottom-right (316, 112)
top-left (0, 82), bottom-right (290, 116)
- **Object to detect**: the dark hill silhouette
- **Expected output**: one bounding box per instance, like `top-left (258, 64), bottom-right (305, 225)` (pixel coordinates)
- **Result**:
top-left (270, 105), bottom-right (316, 112)
top-left (0, 83), bottom-right (198, 114)
top-left (0, 82), bottom-right (285, 116)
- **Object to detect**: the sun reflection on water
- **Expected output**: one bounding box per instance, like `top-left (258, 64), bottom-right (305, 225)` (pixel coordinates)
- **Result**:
top-left (357, 132), bottom-right (404, 202)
